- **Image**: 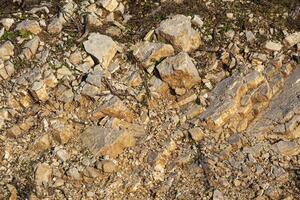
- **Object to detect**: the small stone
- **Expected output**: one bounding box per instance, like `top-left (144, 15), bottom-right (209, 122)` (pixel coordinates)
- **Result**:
top-left (20, 36), bottom-right (40, 60)
top-left (157, 14), bottom-right (201, 52)
top-left (34, 134), bottom-right (52, 153)
top-left (35, 163), bottom-right (52, 186)
top-left (264, 41), bottom-right (282, 51)
top-left (69, 51), bottom-right (82, 65)
top-left (132, 42), bottom-right (174, 68)
top-left (273, 140), bottom-right (300, 156)
top-left (102, 160), bottom-right (117, 173)
top-left (52, 123), bottom-right (73, 144)
top-left (7, 125), bottom-right (22, 138)
top-left (191, 15), bottom-right (204, 28)
top-left (81, 126), bottom-right (136, 158)
top-left (81, 83), bottom-right (101, 98)
top-left (47, 17), bottom-right (64, 34)
top-left (15, 19), bottom-right (42, 34)
top-left (0, 41), bottom-right (14, 61)
top-left (56, 148), bottom-right (70, 162)
top-left (189, 127), bottom-right (204, 142)
top-left (98, 0), bottom-right (119, 12)
top-left (245, 30), bottom-right (255, 42)
top-left (94, 96), bottom-right (134, 122)
top-left (31, 81), bottom-right (49, 102)
top-left (213, 189), bottom-right (224, 200)
top-left (0, 18), bottom-right (14, 30)
top-left (67, 167), bottom-right (81, 180)
top-left (83, 33), bottom-right (118, 68)
top-left (156, 52), bottom-right (201, 89)
top-left (284, 32), bottom-right (300, 47)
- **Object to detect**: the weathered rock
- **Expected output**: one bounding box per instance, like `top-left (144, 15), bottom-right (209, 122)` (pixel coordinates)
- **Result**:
top-left (0, 41), bottom-right (14, 60)
top-left (264, 41), bottom-right (282, 51)
top-left (132, 42), bottom-right (174, 68)
top-left (15, 19), bottom-right (41, 34)
top-left (35, 163), bottom-right (52, 186)
top-left (189, 127), bottom-right (204, 142)
top-left (284, 32), bottom-right (300, 47)
top-left (34, 134), bottom-right (52, 153)
top-left (154, 140), bottom-right (176, 174)
top-left (273, 141), bottom-right (300, 156)
top-left (31, 81), bottom-right (49, 102)
top-left (69, 51), bottom-right (82, 65)
top-left (0, 18), bottom-right (14, 30)
top-left (156, 14), bottom-right (201, 52)
top-left (55, 148), bottom-right (70, 162)
top-left (149, 76), bottom-right (170, 98)
top-left (102, 160), bottom-right (117, 172)
top-left (7, 125), bottom-right (22, 138)
top-left (156, 52), bottom-right (201, 89)
top-left (98, 0), bottom-right (119, 12)
top-left (47, 17), bottom-right (64, 34)
top-left (191, 15), bottom-right (204, 28)
top-left (81, 127), bottom-right (136, 158)
top-left (52, 122), bottom-right (73, 144)
top-left (83, 33), bottom-right (118, 68)
top-left (20, 36), bottom-right (40, 60)
top-left (93, 96), bottom-right (134, 122)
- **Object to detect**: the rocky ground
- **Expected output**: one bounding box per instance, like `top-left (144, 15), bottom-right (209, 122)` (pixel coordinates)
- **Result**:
top-left (0, 0), bottom-right (300, 199)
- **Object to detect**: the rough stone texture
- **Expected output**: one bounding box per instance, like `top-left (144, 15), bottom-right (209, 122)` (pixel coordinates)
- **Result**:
top-left (35, 163), bottom-right (52, 186)
top-left (132, 42), bottom-right (174, 68)
top-left (98, 0), bottom-right (119, 12)
top-left (83, 33), bottom-right (118, 68)
top-left (284, 32), bottom-right (300, 47)
top-left (15, 19), bottom-right (42, 34)
top-left (156, 14), bottom-right (201, 52)
top-left (81, 126), bottom-right (136, 158)
top-left (0, 41), bottom-right (14, 61)
top-left (93, 96), bottom-right (134, 122)
top-left (20, 36), bottom-right (40, 60)
top-left (30, 81), bottom-right (49, 102)
top-left (156, 52), bottom-right (201, 89)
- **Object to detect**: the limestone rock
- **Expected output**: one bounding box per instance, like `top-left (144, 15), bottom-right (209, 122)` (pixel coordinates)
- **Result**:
top-left (81, 127), bottom-right (136, 158)
top-left (81, 83), bottom-right (101, 98)
top-left (284, 32), bottom-right (300, 47)
top-left (20, 36), bottom-right (40, 60)
top-left (34, 134), bottom-right (52, 153)
top-left (264, 41), bottom-right (282, 51)
top-left (0, 18), bottom-right (14, 30)
top-left (47, 17), bottom-right (63, 34)
top-left (52, 122), bottom-right (73, 144)
top-left (98, 0), bottom-right (119, 12)
top-left (156, 14), bottom-right (201, 52)
top-left (149, 76), bottom-right (170, 98)
top-left (31, 81), bottom-right (49, 102)
top-left (7, 125), bottom-right (22, 138)
top-left (35, 163), bottom-right (52, 186)
top-left (189, 127), bottom-right (204, 142)
top-left (273, 141), bottom-right (300, 156)
top-left (156, 52), bottom-right (201, 89)
top-left (93, 96), bottom-right (134, 122)
top-left (132, 42), bottom-right (174, 68)
top-left (102, 160), bottom-right (117, 172)
top-left (15, 19), bottom-right (42, 34)
top-left (0, 41), bottom-right (14, 61)
top-left (83, 33), bottom-right (118, 68)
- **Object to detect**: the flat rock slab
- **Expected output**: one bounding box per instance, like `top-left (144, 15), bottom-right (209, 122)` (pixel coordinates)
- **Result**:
top-left (83, 33), bottom-right (118, 68)
top-left (81, 126), bottom-right (136, 158)
top-left (156, 14), bottom-right (201, 52)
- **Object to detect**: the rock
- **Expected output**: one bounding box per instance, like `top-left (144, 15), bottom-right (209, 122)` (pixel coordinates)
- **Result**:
top-left (132, 42), bottom-right (174, 68)
top-left (245, 30), bottom-right (255, 42)
top-left (52, 122), bottom-right (73, 144)
top-left (0, 18), bottom-right (14, 30)
top-left (156, 14), bottom-right (201, 52)
top-left (156, 52), bottom-right (201, 89)
top-left (189, 127), bottom-right (204, 142)
top-left (47, 17), bottom-right (63, 34)
top-left (273, 141), bottom-right (300, 156)
top-left (81, 83), bottom-right (102, 98)
top-left (55, 148), bottom-right (70, 162)
top-left (31, 81), bottom-right (49, 102)
top-left (213, 189), bottom-right (224, 200)
top-left (264, 41), bottom-right (282, 51)
top-left (67, 167), bottom-right (81, 180)
top-left (69, 51), bottom-right (82, 65)
top-left (102, 160), bottom-right (117, 172)
top-left (192, 15), bottom-right (204, 28)
top-left (20, 36), bottom-right (40, 60)
top-left (154, 140), bottom-right (176, 173)
top-left (284, 32), bottom-right (300, 47)
top-left (98, 0), bottom-right (119, 12)
top-left (7, 125), bottom-right (22, 138)
top-left (35, 163), bottom-right (52, 186)
top-left (0, 41), bottom-right (14, 60)
top-left (93, 96), bottom-right (134, 122)
top-left (81, 126), bottom-right (136, 158)
top-left (34, 134), bottom-right (52, 153)
top-left (15, 19), bottom-right (42, 34)
top-left (149, 76), bottom-right (170, 98)
top-left (83, 33), bottom-right (118, 68)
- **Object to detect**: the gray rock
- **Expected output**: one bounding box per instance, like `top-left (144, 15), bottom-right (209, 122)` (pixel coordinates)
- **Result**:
top-left (0, 41), bottom-right (14, 61)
